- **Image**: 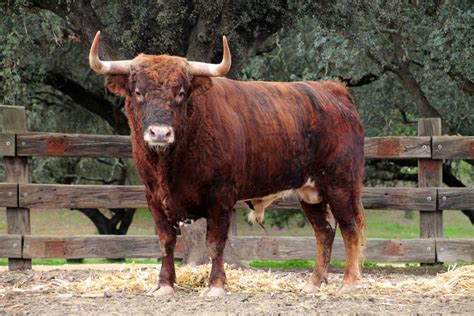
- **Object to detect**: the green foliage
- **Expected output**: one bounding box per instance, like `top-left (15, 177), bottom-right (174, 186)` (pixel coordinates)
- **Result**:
top-left (0, 5), bottom-right (121, 185)
top-left (263, 209), bottom-right (307, 229)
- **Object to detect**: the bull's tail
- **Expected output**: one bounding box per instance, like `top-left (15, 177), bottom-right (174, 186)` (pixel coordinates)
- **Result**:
top-left (247, 207), bottom-right (265, 225)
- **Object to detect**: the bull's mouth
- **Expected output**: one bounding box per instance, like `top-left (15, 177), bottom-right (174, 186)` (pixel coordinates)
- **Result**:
top-left (146, 141), bottom-right (169, 147)
top-left (148, 143), bottom-right (170, 153)
top-left (144, 138), bottom-right (173, 151)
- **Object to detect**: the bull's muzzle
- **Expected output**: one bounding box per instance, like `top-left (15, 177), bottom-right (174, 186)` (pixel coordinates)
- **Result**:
top-left (144, 125), bottom-right (175, 147)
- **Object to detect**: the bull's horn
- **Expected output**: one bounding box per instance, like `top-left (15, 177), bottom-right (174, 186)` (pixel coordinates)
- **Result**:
top-left (188, 36), bottom-right (231, 77)
top-left (89, 31), bottom-right (132, 75)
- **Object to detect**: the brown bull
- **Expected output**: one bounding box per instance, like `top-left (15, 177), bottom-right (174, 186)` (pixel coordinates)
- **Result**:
top-left (89, 31), bottom-right (365, 297)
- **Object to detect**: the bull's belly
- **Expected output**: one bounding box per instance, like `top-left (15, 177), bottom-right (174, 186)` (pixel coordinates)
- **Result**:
top-left (240, 178), bottom-right (321, 224)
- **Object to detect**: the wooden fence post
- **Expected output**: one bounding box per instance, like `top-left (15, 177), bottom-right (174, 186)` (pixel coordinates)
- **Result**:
top-left (418, 118), bottom-right (443, 240)
top-left (0, 105), bottom-right (31, 270)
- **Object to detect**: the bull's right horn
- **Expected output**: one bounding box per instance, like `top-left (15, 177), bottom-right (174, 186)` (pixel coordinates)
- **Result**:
top-left (89, 31), bottom-right (132, 75)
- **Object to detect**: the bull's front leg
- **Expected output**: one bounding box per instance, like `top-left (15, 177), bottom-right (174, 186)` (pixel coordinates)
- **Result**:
top-left (201, 192), bottom-right (234, 297)
top-left (146, 194), bottom-right (177, 297)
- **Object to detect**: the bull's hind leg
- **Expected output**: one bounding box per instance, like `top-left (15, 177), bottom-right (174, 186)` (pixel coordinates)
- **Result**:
top-left (299, 201), bottom-right (336, 292)
top-left (327, 187), bottom-right (365, 287)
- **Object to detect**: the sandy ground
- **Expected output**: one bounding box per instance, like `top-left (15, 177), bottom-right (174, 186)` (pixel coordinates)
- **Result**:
top-left (1, 265), bottom-right (473, 315)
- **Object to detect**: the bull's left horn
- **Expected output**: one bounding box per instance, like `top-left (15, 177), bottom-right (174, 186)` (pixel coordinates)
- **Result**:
top-left (89, 31), bottom-right (132, 75)
top-left (188, 36), bottom-right (231, 77)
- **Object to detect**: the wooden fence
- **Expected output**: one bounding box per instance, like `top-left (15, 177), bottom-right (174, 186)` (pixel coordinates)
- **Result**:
top-left (0, 105), bottom-right (473, 270)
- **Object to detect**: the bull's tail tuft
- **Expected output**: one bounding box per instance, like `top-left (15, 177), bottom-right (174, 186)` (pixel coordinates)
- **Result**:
top-left (247, 208), bottom-right (265, 225)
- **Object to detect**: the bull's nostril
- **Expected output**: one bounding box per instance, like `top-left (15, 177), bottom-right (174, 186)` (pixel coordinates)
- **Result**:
top-left (149, 129), bottom-right (156, 137)
top-left (165, 131), bottom-right (172, 138)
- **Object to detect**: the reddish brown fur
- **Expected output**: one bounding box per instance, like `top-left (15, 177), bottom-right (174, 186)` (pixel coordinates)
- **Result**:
top-left (104, 54), bottom-right (365, 292)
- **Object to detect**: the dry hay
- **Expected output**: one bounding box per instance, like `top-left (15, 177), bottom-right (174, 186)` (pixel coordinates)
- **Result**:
top-left (1, 264), bottom-right (473, 299)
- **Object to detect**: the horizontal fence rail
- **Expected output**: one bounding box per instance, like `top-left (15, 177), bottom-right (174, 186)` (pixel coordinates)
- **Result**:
top-left (0, 235), bottom-right (22, 258)
top-left (437, 188), bottom-right (474, 210)
top-left (364, 136), bottom-right (431, 159)
top-left (3, 184), bottom-right (473, 211)
top-left (0, 132), bottom-right (436, 159)
top-left (0, 133), bottom-right (470, 160)
top-left (0, 133), bottom-right (15, 156)
top-left (432, 136), bottom-right (474, 159)
top-left (16, 133), bottom-right (132, 158)
top-left (3, 185), bottom-right (472, 210)
top-left (1, 234), bottom-right (471, 263)
top-left (0, 183), bottom-right (17, 207)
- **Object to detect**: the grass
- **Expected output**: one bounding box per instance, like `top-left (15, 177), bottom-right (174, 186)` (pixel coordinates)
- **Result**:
top-left (249, 260), bottom-right (385, 269)
top-left (249, 259), bottom-right (314, 268)
top-left (248, 259), bottom-right (473, 270)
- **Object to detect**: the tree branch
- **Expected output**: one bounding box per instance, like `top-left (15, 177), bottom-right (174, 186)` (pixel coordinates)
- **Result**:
top-left (448, 71), bottom-right (474, 95)
top-left (72, 208), bottom-right (111, 234)
top-left (27, 0), bottom-right (123, 59)
top-left (338, 73), bottom-right (380, 87)
top-left (390, 32), bottom-right (443, 119)
top-left (43, 72), bottom-right (129, 135)
top-left (393, 103), bottom-right (417, 124)
top-left (117, 209), bottom-right (136, 235)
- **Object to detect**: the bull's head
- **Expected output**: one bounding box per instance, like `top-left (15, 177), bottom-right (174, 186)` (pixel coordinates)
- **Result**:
top-left (89, 31), bottom-right (231, 150)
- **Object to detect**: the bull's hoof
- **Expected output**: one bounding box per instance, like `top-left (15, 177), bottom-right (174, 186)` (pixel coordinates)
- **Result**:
top-left (200, 286), bottom-right (226, 297)
top-left (302, 281), bottom-right (322, 293)
top-left (148, 285), bottom-right (175, 297)
top-left (336, 282), bottom-right (363, 295)
top-left (302, 276), bottom-right (327, 293)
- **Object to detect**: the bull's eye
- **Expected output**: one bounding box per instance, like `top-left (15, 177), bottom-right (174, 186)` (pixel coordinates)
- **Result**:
top-left (175, 87), bottom-right (186, 103)
top-left (134, 89), bottom-right (144, 102)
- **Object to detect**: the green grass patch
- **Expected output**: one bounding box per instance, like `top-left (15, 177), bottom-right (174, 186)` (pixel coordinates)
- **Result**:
top-left (444, 227), bottom-right (474, 238)
top-left (249, 259), bottom-right (314, 268)
top-left (133, 208), bottom-right (153, 221)
top-left (248, 259), bottom-right (382, 269)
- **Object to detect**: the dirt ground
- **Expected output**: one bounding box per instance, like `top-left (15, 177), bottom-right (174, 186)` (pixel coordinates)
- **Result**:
top-left (0, 265), bottom-right (473, 315)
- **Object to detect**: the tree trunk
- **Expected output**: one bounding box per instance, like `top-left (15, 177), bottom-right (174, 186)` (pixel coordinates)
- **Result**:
top-left (395, 65), bottom-right (442, 119)
top-left (389, 33), bottom-right (442, 119)
top-left (180, 217), bottom-right (244, 267)
top-left (180, 219), bottom-right (208, 266)
top-left (73, 208), bottom-right (136, 235)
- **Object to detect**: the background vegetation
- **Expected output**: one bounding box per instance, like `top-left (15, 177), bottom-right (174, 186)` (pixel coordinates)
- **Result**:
top-left (1, 1), bottom-right (472, 234)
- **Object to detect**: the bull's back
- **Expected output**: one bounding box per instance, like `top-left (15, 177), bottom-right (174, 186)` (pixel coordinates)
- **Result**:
top-left (206, 78), bottom-right (363, 199)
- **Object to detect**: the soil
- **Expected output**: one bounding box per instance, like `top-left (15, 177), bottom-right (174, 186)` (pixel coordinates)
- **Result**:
top-left (1, 265), bottom-right (473, 315)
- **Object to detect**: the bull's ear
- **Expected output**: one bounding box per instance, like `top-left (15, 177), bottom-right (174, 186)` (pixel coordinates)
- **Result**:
top-left (105, 75), bottom-right (130, 97)
top-left (191, 76), bottom-right (213, 96)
